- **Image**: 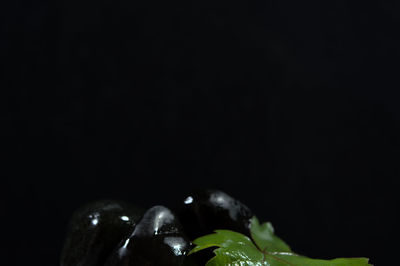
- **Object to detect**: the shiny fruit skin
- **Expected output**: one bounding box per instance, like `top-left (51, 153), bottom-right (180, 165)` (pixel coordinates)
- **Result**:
top-left (105, 205), bottom-right (192, 266)
top-left (179, 189), bottom-right (254, 240)
top-left (60, 200), bottom-right (143, 266)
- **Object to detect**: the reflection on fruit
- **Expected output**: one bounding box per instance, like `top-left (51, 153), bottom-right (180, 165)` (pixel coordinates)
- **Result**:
top-left (178, 189), bottom-right (253, 239)
top-left (60, 190), bottom-right (253, 265)
top-left (105, 205), bottom-right (192, 266)
top-left (60, 200), bottom-right (143, 266)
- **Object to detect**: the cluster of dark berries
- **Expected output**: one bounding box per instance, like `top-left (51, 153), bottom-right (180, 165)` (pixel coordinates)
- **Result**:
top-left (60, 189), bottom-right (253, 266)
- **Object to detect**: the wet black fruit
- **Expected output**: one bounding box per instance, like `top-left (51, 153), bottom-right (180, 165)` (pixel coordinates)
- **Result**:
top-left (178, 189), bottom-right (254, 239)
top-left (105, 205), bottom-right (192, 266)
top-left (60, 200), bottom-right (143, 266)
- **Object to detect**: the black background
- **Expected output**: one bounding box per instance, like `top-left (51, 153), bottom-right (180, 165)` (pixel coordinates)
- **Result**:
top-left (1, 1), bottom-right (399, 265)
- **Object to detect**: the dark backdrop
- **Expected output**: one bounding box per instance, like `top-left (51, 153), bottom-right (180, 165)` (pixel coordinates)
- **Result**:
top-left (1, 1), bottom-right (399, 265)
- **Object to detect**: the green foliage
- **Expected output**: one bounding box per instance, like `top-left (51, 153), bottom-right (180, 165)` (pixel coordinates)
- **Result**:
top-left (189, 217), bottom-right (372, 266)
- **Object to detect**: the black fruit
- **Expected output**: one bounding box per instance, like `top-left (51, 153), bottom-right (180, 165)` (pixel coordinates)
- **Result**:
top-left (60, 200), bottom-right (143, 266)
top-left (178, 189), bottom-right (254, 240)
top-left (105, 205), bottom-right (192, 266)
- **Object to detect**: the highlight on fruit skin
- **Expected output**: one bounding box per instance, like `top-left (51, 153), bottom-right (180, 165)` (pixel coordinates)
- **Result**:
top-left (60, 189), bottom-right (372, 266)
top-left (104, 205), bottom-right (192, 266)
top-left (60, 200), bottom-right (144, 266)
top-left (178, 189), bottom-right (254, 239)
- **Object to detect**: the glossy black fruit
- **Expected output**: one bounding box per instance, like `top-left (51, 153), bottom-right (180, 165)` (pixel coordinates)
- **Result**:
top-left (178, 189), bottom-right (254, 239)
top-left (60, 200), bottom-right (143, 266)
top-left (105, 205), bottom-right (192, 266)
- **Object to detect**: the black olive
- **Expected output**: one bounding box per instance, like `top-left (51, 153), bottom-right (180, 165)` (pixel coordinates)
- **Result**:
top-left (60, 200), bottom-right (144, 266)
top-left (105, 205), bottom-right (192, 266)
top-left (178, 189), bottom-right (254, 240)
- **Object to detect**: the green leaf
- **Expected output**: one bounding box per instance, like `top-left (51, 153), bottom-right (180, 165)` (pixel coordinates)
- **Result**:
top-left (250, 217), bottom-right (291, 253)
top-left (189, 217), bottom-right (373, 266)
top-left (188, 230), bottom-right (263, 264)
top-left (263, 253), bottom-right (372, 266)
